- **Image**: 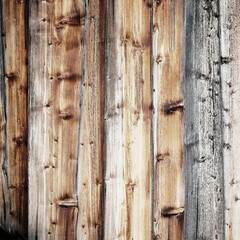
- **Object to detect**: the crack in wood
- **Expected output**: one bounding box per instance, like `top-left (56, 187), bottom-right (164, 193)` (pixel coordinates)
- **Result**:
top-left (162, 100), bottom-right (184, 115)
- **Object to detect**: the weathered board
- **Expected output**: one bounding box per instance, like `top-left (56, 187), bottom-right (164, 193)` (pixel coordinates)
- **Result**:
top-left (219, 0), bottom-right (240, 239)
top-left (104, 0), bottom-right (152, 239)
top-left (152, 0), bottom-right (185, 239)
top-left (75, 1), bottom-right (105, 239)
top-left (28, 0), bottom-right (105, 239)
top-left (184, 0), bottom-right (224, 239)
top-left (4, 0), bottom-right (240, 239)
top-left (0, 0), bottom-right (28, 239)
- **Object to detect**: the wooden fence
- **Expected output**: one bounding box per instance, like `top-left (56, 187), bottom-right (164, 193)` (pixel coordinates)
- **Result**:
top-left (0, 0), bottom-right (239, 239)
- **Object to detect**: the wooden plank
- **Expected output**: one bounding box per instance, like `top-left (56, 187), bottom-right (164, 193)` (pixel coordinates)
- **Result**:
top-left (219, 1), bottom-right (240, 239)
top-left (29, 0), bottom-right (83, 238)
top-left (152, 0), bottom-right (185, 239)
top-left (75, 1), bottom-right (105, 239)
top-left (0, 0), bottom-right (28, 238)
top-left (184, 1), bottom-right (224, 239)
top-left (104, 0), bottom-right (152, 239)
top-left (29, 0), bottom-right (105, 239)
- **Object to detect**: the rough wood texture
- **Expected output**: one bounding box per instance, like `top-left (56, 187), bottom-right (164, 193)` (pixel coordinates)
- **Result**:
top-left (219, 0), bottom-right (240, 239)
top-left (76, 1), bottom-right (105, 239)
top-left (152, 0), bottom-right (185, 239)
top-left (184, 0), bottom-right (224, 239)
top-left (29, 0), bottom-right (105, 239)
top-left (0, 0), bottom-right (28, 239)
top-left (104, 0), bottom-right (152, 239)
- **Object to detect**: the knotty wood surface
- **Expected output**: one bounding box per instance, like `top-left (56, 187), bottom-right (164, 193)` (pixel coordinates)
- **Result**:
top-left (104, 0), bottom-right (152, 239)
top-left (152, 0), bottom-right (184, 239)
top-left (0, 0), bottom-right (28, 238)
top-left (4, 0), bottom-right (240, 239)
top-left (184, 0), bottom-right (224, 239)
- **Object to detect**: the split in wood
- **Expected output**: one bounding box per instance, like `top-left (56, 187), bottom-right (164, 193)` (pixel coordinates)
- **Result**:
top-left (162, 100), bottom-right (184, 115)
top-left (58, 112), bottom-right (72, 120)
top-left (161, 207), bottom-right (184, 217)
top-left (58, 199), bottom-right (78, 208)
top-left (156, 153), bottom-right (170, 162)
top-left (12, 136), bottom-right (25, 146)
top-left (221, 57), bottom-right (232, 64)
top-left (156, 54), bottom-right (164, 64)
top-left (127, 182), bottom-right (136, 191)
top-left (5, 73), bottom-right (16, 81)
top-left (56, 14), bottom-right (84, 29)
top-left (57, 73), bottom-right (80, 81)
top-left (122, 33), bottom-right (144, 50)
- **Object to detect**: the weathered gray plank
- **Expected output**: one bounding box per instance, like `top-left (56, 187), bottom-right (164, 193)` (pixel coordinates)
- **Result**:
top-left (184, 0), bottom-right (224, 239)
top-left (219, 0), bottom-right (240, 239)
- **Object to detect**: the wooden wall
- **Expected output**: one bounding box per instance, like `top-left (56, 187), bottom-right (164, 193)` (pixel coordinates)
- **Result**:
top-left (0, 0), bottom-right (239, 239)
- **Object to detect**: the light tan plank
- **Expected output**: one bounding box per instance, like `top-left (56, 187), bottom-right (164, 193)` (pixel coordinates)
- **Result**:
top-left (220, 0), bottom-right (240, 239)
top-left (104, 1), bottom-right (152, 239)
top-left (76, 0), bottom-right (105, 239)
top-left (152, 0), bottom-right (185, 239)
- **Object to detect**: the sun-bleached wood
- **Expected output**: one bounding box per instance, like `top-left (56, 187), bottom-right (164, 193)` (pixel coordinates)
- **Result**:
top-left (104, 0), bottom-right (152, 239)
top-left (220, 0), bottom-right (240, 239)
top-left (184, 1), bottom-right (224, 239)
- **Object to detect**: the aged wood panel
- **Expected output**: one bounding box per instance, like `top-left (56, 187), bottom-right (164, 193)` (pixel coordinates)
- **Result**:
top-left (184, 0), bottom-right (224, 239)
top-left (29, 0), bottom-right (83, 239)
top-left (75, 0), bottom-right (105, 239)
top-left (29, 0), bottom-right (105, 239)
top-left (152, 0), bottom-right (185, 239)
top-left (219, 0), bottom-right (240, 239)
top-left (0, 0), bottom-right (28, 239)
top-left (104, 0), bottom-right (152, 239)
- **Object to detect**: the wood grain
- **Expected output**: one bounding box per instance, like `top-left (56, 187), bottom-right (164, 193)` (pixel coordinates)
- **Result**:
top-left (0, 0), bottom-right (28, 239)
top-left (29, 0), bottom-right (105, 239)
top-left (184, 1), bottom-right (224, 239)
top-left (76, 0), bottom-right (105, 239)
top-left (219, 0), bottom-right (240, 239)
top-left (152, 0), bottom-right (185, 239)
top-left (29, 0), bottom-right (83, 238)
top-left (104, 0), bottom-right (152, 239)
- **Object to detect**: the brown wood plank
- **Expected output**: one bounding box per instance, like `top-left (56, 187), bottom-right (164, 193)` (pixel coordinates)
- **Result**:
top-left (104, 0), bottom-right (152, 239)
top-left (29, 0), bottom-right (105, 239)
top-left (152, 0), bottom-right (184, 239)
top-left (29, 0), bottom-right (83, 238)
top-left (75, 0), bottom-right (105, 239)
top-left (0, 0), bottom-right (28, 238)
